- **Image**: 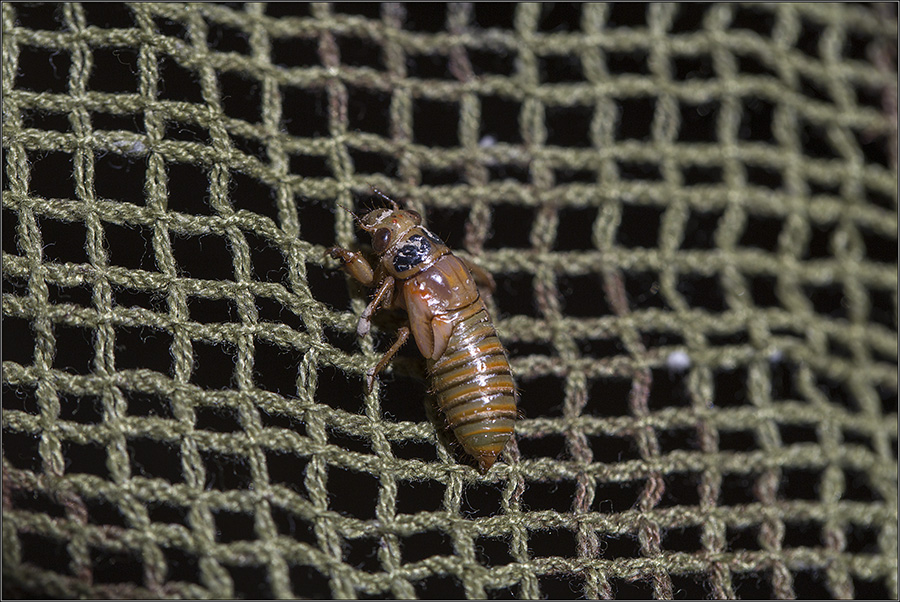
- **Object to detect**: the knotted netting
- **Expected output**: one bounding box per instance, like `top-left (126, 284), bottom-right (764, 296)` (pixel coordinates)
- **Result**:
top-left (2, 2), bottom-right (897, 599)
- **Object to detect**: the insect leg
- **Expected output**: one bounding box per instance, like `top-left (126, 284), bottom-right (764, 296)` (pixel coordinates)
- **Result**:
top-left (366, 325), bottom-right (410, 392)
top-left (358, 277), bottom-right (395, 337)
top-left (328, 247), bottom-right (375, 286)
top-left (460, 258), bottom-right (496, 295)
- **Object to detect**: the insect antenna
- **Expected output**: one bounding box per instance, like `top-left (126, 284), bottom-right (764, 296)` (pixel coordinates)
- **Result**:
top-left (370, 186), bottom-right (400, 210)
top-left (337, 203), bottom-right (372, 231)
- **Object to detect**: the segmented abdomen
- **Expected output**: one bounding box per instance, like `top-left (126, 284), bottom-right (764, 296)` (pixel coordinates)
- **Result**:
top-left (428, 300), bottom-right (517, 471)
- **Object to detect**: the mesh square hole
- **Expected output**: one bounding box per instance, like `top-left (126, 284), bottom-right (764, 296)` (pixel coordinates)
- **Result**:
top-left (58, 392), bottom-right (103, 424)
top-left (112, 284), bottom-right (166, 313)
top-left (662, 525), bottom-right (703, 552)
top-left (157, 55), bottom-right (203, 103)
top-left (171, 232), bottom-right (235, 281)
top-left (606, 50), bottom-right (650, 75)
top-left (11, 488), bottom-right (66, 517)
top-left (349, 148), bottom-right (398, 177)
top-left (477, 534), bottom-right (517, 567)
top-left (396, 478), bottom-right (444, 514)
top-left (128, 437), bottom-right (183, 483)
top-left (593, 478), bottom-right (643, 513)
top-left (220, 71), bottom-right (262, 123)
top-left (195, 404), bottom-right (242, 433)
top-left (460, 481), bottom-right (504, 519)
top-left (254, 338), bottom-right (301, 398)
top-left (201, 450), bottom-right (253, 490)
top-left (518, 375), bottom-right (567, 417)
top-left (425, 206), bottom-right (469, 249)
top-left (337, 34), bottom-right (384, 70)
top-left (539, 54), bottom-right (584, 83)
top-left (607, 3), bottom-right (647, 28)
top-left (271, 36), bottom-right (319, 68)
top-left (2, 430), bottom-right (43, 472)
top-left (62, 439), bottom-right (110, 478)
top-left (390, 438), bottom-right (439, 464)
top-left (590, 432), bottom-right (641, 464)
top-left (469, 47), bottom-right (517, 76)
top-left (675, 98), bottom-right (720, 142)
top-left (190, 341), bottom-right (236, 390)
top-left (536, 4), bottom-right (583, 31)
top-left (85, 496), bottom-right (128, 527)
top-left (403, 3), bottom-right (446, 32)
top-left (658, 471), bottom-right (701, 508)
top-left (603, 532), bottom-right (643, 558)
top-left (618, 161), bottom-right (663, 182)
top-left (282, 86), bottom-right (329, 137)
top-left (103, 222), bottom-right (157, 271)
top-left (38, 217), bottom-right (86, 263)
top-left (53, 325), bottom-right (95, 374)
top-left (345, 536), bottom-right (382, 572)
top-left (485, 204), bottom-right (533, 248)
top-left (147, 501), bottom-right (189, 527)
top-left (12, 3), bottom-right (64, 31)
top-left (3, 316), bottom-right (35, 366)
top-left (539, 573), bottom-right (584, 599)
top-left (89, 48), bottom-right (139, 93)
top-left (16, 45), bottom-right (70, 93)
top-left (401, 530), bottom-right (454, 563)
top-left (732, 570), bottom-right (773, 599)
top-left (617, 204), bottom-right (662, 249)
top-left (207, 19), bottom-right (250, 55)
top-left (90, 546), bottom-right (143, 584)
top-left (265, 451), bottom-right (309, 496)
top-left (127, 554), bottom-right (190, 595)
top-left (114, 325), bottom-right (173, 374)
top-left (346, 85), bottom-right (392, 136)
top-left (682, 163), bottom-right (722, 186)
top-left (586, 375), bottom-right (632, 417)
top-left (214, 508), bottom-right (257, 542)
top-left (187, 295), bottom-right (238, 324)
top-left (528, 528), bottom-right (577, 558)
top-left (288, 154), bottom-right (334, 179)
top-left (545, 105), bottom-right (593, 147)
top-left (413, 575), bottom-right (465, 599)
top-left (327, 466), bottom-right (380, 519)
top-left (672, 54), bottom-right (716, 80)
top-left (2, 383), bottom-right (40, 415)
top-left (494, 272), bottom-right (538, 317)
top-left (521, 479), bottom-right (577, 512)
top-left (558, 273), bottom-right (612, 316)
top-left (289, 564), bottom-right (331, 599)
top-left (95, 153), bottom-right (146, 204)
top-left (554, 206), bottom-right (596, 250)
top-left (406, 53), bottom-right (456, 80)
top-left (19, 531), bottom-right (72, 574)
top-left (224, 564), bottom-right (272, 598)
top-left (413, 98), bottom-right (460, 148)
top-left (246, 231), bottom-right (290, 285)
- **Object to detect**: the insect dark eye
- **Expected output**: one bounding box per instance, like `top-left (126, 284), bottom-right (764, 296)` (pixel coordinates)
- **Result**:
top-left (373, 228), bottom-right (391, 253)
top-left (407, 210), bottom-right (422, 224)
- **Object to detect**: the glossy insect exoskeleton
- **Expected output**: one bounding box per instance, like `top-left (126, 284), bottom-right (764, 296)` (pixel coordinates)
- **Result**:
top-left (328, 194), bottom-right (517, 471)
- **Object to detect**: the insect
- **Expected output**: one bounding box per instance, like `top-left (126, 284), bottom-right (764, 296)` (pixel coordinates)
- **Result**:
top-left (327, 192), bottom-right (517, 471)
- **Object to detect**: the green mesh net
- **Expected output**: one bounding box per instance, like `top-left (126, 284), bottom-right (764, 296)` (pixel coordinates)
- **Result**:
top-left (2, 3), bottom-right (897, 599)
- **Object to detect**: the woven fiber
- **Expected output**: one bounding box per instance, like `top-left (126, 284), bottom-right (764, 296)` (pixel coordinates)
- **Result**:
top-left (2, 3), bottom-right (897, 599)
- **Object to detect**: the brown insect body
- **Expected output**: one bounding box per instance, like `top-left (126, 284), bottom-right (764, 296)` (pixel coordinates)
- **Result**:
top-left (329, 201), bottom-right (516, 471)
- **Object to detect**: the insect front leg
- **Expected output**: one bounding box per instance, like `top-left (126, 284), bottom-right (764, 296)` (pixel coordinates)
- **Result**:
top-left (357, 277), bottom-right (395, 337)
top-left (328, 247), bottom-right (376, 286)
top-left (366, 325), bottom-right (410, 392)
top-left (460, 258), bottom-right (496, 295)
